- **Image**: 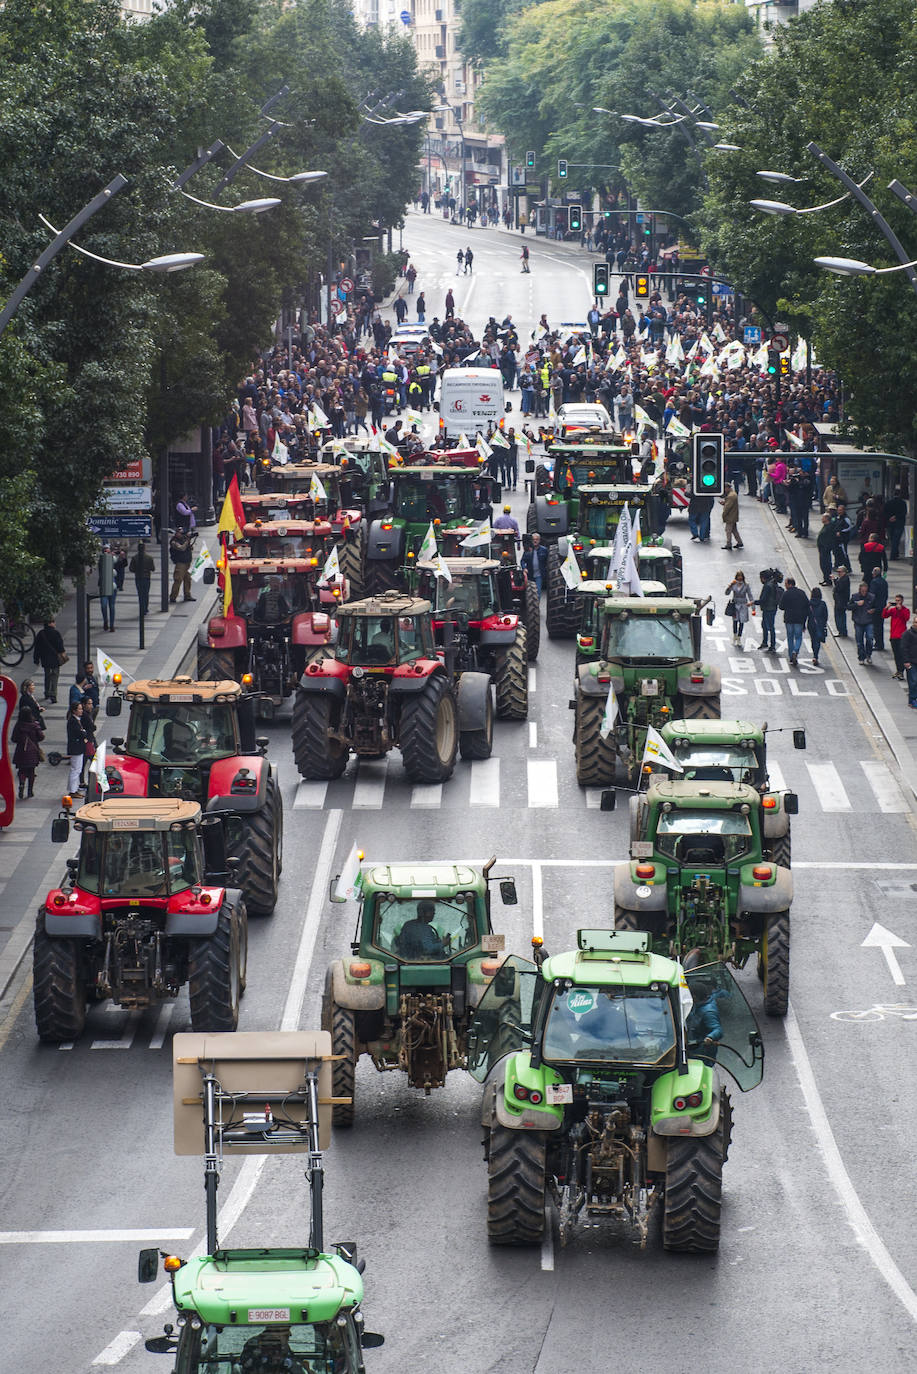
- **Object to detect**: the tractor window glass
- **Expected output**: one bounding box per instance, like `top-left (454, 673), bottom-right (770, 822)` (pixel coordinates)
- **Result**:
top-left (603, 615), bottom-right (694, 659)
top-left (685, 964), bottom-right (764, 1091)
top-left (396, 616), bottom-right (424, 662)
top-left (467, 956), bottom-right (539, 1081)
top-left (570, 462), bottom-right (625, 489)
top-left (239, 573), bottom-right (311, 623)
top-left (126, 704), bottom-right (238, 765)
top-left (184, 1321), bottom-right (344, 1373)
top-left (78, 829), bottom-right (102, 894)
top-left (101, 833), bottom-right (168, 897)
top-left (543, 987), bottom-right (675, 1067)
top-left (654, 810), bottom-right (753, 864)
top-left (337, 616), bottom-right (396, 666)
top-left (671, 745), bottom-right (759, 785)
top-left (166, 830), bottom-right (201, 892)
top-left (373, 893), bottom-right (476, 961)
top-left (438, 579), bottom-right (482, 619)
top-left (580, 503), bottom-right (620, 540)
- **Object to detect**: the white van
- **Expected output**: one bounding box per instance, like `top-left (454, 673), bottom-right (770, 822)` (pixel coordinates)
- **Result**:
top-left (436, 367), bottom-right (510, 439)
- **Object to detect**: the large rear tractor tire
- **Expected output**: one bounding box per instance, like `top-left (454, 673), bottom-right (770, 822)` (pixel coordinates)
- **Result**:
top-left (681, 693), bottom-right (721, 721)
top-left (574, 693), bottom-right (617, 787)
top-left (545, 547), bottom-right (579, 640)
top-left (664, 562), bottom-right (684, 596)
top-left (761, 910), bottom-right (790, 1017)
top-left (338, 528), bottom-right (366, 600)
top-left (400, 673), bottom-right (458, 782)
top-left (364, 557), bottom-right (400, 597)
top-left (188, 902), bottom-right (243, 1032)
top-left (330, 1002), bottom-right (356, 1128)
top-left (526, 503), bottom-right (538, 533)
top-left (197, 648), bottom-right (236, 682)
top-left (487, 1124), bottom-right (546, 1245)
top-left (33, 916), bottom-right (87, 1043)
top-left (662, 1099), bottom-right (726, 1252)
top-left (292, 693), bottom-right (348, 780)
top-left (767, 829), bottom-right (792, 870)
top-left (234, 775), bottom-right (282, 916)
top-left (459, 683), bottom-right (494, 761)
top-left (523, 581), bottom-right (541, 662)
top-left (614, 905), bottom-right (638, 931)
top-left (494, 627), bottom-right (528, 720)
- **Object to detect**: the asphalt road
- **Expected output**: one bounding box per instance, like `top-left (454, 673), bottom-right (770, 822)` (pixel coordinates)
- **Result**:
top-left (2, 216), bottom-right (917, 1374)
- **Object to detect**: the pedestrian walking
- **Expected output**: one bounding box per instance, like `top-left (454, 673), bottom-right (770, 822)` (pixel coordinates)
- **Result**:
top-left (444, 288), bottom-right (455, 319)
top-left (720, 483), bottom-right (743, 549)
top-left (393, 295), bottom-right (408, 324)
top-left (724, 571), bottom-right (754, 645)
top-left (33, 617), bottom-right (66, 703)
top-left (113, 545), bottom-right (128, 591)
top-left (883, 594), bottom-right (910, 678)
top-left (11, 703), bottom-right (44, 800)
top-left (521, 534), bottom-right (548, 596)
top-left (816, 513), bottom-right (836, 585)
top-left (464, 247), bottom-right (473, 274)
top-left (520, 245), bottom-right (530, 273)
top-left (807, 587), bottom-right (829, 666)
top-left (130, 542), bottom-right (154, 616)
top-left (169, 529), bottom-right (196, 604)
top-left (848, 581), bottom-right (876, 665)
top-left (405, 263), bottom-right (417, 294)
top-left (416, 292), bottom-right (426, 323)
top-left (456, 249), bottom-right (464, 275)
top-left (688, 492), bottom-right (714, 543)
top-left (97, 543), bottom-right (117, 632)
top-left (66, 700), bottom-right (89, 797)
top-left (831, 566), bottom-right (850, 638)
top-left (756, 569), bottom-right (781, 652)
top-left (901, 616), bottom-right (917, 706)
top-left (781, 577), bottom-right (810, 666)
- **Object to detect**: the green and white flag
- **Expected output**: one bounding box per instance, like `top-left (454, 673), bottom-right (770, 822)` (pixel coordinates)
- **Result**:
top-left (476, 433), bottom-right (493, 462)
top-left (309, 472), bottom-right (327, 502)
top-left (642, 724), bottom-right (683, 773)
top-left (418, 521), bottom-right (439, 563)
top-left (458, 431), bottom-right (470, 449)
top-left (634, 403), bottom-right (655, 432)
top-left (333, 844), bottom-right (365, 903)
top-left (599, 683), bottom-right (619, 739)
top-left (489, 427), bottom-right (510, 449)
top-left (89, 740), bottom-right (110, 794)
top-left (432, 552), bottom-right (452, 582)
top-left (713, 321), bottom-right (728, 343)
top-left (190, 541), bottom-right (214, 583)
top-left (322, 544), bottom-right (342, 582)
top-left (272, 433), bottom-right (289, 464)
top-left (405, 407), bottom-right (425, 426)
top-left (666, 416), bottom-right (691, 439)
top-left (666, 334), bottom-right (684, 365)
top-left (560, 543), bottom-right (581, 591)
top-left (609, 503), bottom-right (631, 581)
top-left (460, 519), bottom-right (491, 549)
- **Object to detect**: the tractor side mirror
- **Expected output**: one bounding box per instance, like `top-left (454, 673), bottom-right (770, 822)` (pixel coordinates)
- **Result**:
top-left (51, 818), bottom-right (70, 843)
top-left (66, 857), bottom-right (79, 874)
top-left (203, 566), bottom-right (216, 585)
top-left (600, 789), bottom-right (617, 811)
top-left (499, 879), bottom-right (517, 905)
top-left (144, 1336), bottom-right (178, 1355)
top-left (255, 736), bottom-right (269, 754)
top-left (329, 876), bottom-right (347, 904)
top-left (362, 1333), bottom-right (386, 1349)
top-left (138, 1248), bottom-right (159, 1283)
top-left (705, 608), bottom-right (715, 626)
top-left (525, 459), bottom-right (535, 474)
top-left (783, 792), bottom-right (799, 815)
top-left (793, 729), bottom-right (806, 750)
top-left (105, 696), bottom-right (122, 718)
top-left (505, 401), bottom-right (512, 413)
top-left (111, 737), bottom-right (124, 750)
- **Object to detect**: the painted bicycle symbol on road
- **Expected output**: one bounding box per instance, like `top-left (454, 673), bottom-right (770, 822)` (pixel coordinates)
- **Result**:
top-left (830, 1004), bottom-right (917, 1022)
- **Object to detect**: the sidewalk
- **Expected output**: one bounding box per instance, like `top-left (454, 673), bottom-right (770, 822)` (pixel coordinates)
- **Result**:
top-left (0, 570), bottom-right (217, 1003)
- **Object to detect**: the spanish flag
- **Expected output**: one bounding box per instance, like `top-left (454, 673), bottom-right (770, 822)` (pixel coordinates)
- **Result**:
top-left (223, 562), bottom-right (233, 619)
top-left (218, 475), bottom-right (245, 543)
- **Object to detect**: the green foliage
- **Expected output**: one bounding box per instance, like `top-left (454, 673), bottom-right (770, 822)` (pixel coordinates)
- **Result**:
top-left (371, 252), bottom-right (401, 301)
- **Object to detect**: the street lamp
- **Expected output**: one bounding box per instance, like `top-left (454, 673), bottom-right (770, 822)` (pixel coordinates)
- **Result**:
top-left (814, 255), bottom-right (917, 276)
top-left (179, 191), bottom-right (281, 213)
top-left (749, 174), bottom-right (874, 217)
top-left (757, 170), bottom-right (807, 185)
top-left (36, 218), bottom-right (203, 272)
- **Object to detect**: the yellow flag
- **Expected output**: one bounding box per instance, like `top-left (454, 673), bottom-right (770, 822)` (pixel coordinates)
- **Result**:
top-left (223, 562), bottom-right (233, 619)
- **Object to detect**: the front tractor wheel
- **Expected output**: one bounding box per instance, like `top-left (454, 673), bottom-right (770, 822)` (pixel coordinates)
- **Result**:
top-left (330, 1002), bottom-right (356, 1128)
top-left (545, 548), bottom-right (579, 640)
top-left (494, 627), bottom-right (528, 720)
top-left (292, 693), bottom-right (348, 780)
top-left (574, 693), bottom-right (617, 787)
top-left (234, 775), bottom-right (282, 916)
top-left (188, 902), bottom-right (243, 1032)
top-left (487, 1124), bottom-right (546, 1245)
top-left (197, 648), bottom-right (236, 683)
top-left (33, 916), bottom-right (87, 1043)
top-left (399, 673), bottom-right (458, 782)
top-left (680, 693), bottom-right (721, 721)
top-left (523, 581), bottom-right (541, 662)
top-left (761, 910), bottom-right (790, 1017)
top-left (662, 1094), bottom-right (726, 1252)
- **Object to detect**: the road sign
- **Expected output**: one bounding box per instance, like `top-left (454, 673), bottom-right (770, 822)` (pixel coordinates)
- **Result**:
top-left (743, 326), bottom-right (762, 345)
top-left (634, 213), bottom-right (644, 225)
top-left (107, 459), bottom-right (151, 483)
top-left (88, 515), bottom-right (152, 538)
top-left (339, 276), bottom-right (354, 293)
top-left (330, 298), bottom-right (345, 316)
top-left (770, 332), bottom-right (789, 352)
top-left (100, 485), bottom-right (152, 511)
top-left (712, 282), bottom-right (732, 296)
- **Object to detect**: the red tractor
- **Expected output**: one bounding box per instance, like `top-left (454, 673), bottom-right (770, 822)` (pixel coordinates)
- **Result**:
top-left (438, 525), bottom-right (540, 661)
top-left (95, 677), bottom-right (283, 916)
top-left (292, 591), bottom-right (494, 781)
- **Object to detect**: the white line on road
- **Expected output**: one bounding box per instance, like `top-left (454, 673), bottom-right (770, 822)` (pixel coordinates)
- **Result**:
top-left (805, 762), bottom-right (851, 811)
top-left (528, 721), bottom-right (538, 749)
top-left (862, 923), bottom-right (910, 986)
top-left (352, 759), bottom-right (388, 808)
top-left (785, 1003), bottom-right (917, 1324)
top-left (91, 1010), bottom-right (140, 1051)
top-left (293, 781), bottom-right (328, 809)
top-left (532, 861), bottom-right (543, 942)
top-left (585, 788), bottom-right (605, 809)
top-left (470, 758), bottom-right (500, 806)
top-left (0, 1228), bottom-right (194, 1244)
top-left (860, 760), bottom-right (909, 813)
top-left (92, 1332), bottom-right (141, 1366)
top-left (767, 761), bottom-right (787, 791)
top-left (411, 783), bottom-right (443, 808)
top-left (148, 1002), bottom-right (174, 1052)
top-left (528, 665), bottom-right (537, 694)
top-left (527, 759), bottom-right (558, 808)
top-left (540, 1209), bottom-right (554, 1271)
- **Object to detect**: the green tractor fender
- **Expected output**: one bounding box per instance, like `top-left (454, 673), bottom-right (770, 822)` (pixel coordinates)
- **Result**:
top-left (576, 664), bottom-right (625, 699)
top-left (487, 1052), bottom-right (565, 1133)
top-left (613, 862), bottom-right (668, 913)
top-left (677, 664), bottom-right (722, 698)
top-left (327, 958), bottom-right (386, 1013)
top-left (651, 1061), bottom-right (720, 1137)
top-left (737, 863), bottom-right (793, 914)
top-left (761, 793), bottom-right (791, 838)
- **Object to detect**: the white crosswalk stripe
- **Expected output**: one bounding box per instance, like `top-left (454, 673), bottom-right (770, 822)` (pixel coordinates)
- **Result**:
top-left (528, 759), bottom-right (558, 808)
top-left (469, 758), bottom-right (500, 806)
top-left (353, 759), bottom-right (388, 808)
top-left (860, 760), bottom-right (909, 813)
top-left (805, 761), bottom-right (851, 812)
top-left (411, 783), bottom-right (443, 808)
top-left (767, 761), bottom-right (787, 792)
top-left (294, 780), bottom-right (328, 809)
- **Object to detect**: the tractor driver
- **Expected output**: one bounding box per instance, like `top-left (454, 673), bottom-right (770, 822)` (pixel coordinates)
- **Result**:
top-left (396, 899), bottom-right (446, 958)
top-left (239, 1326), bottom-right (308, 1374)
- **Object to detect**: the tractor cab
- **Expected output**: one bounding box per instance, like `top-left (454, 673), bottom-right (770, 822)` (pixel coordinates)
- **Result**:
top-left (230, 559), bottom-right (322, 624)
top-left (574, 483), bottom-right (655, 545)
top-left (576, 580), bottom-right (668, 663)
top-left (599, 596), bottom-right (702, 665)
top-left (419, 558), bottom-right (500, 626)
top-left (241, 518), bottom-right (334, 563)
top-left (239, 491), bottom-right (316, 525)
top-left (660, 718), bottom-right (805, 789)
top-left (334, 593), bottom-right (436, 668)
top-left (391, 467), bottom-right (495, 526)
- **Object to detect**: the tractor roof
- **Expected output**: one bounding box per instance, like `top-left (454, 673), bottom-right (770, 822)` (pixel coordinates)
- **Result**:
top-left (635, 545), bottom-right (674, 560)
top-left (125, 677), bottom-right (241, 703)
top-left (225, 558), bottom-right (320, 573)
top-left (336, 591), bottom-right (431, 618)
top-left (171, 1249), bottom-right (363, 1325)
top-left (74, 798), bottom-right (202, 830)
top-left (395, 464), bottom-right (482, 477)
top-left (578, 483), bottom-right (650, 496)
top-left (271, 462), bottom-right (338, 479)
top-left (362, 862), bottom-right (484, 897)
top-left (579, 580), bottom-right (667, 597)
top-left (418, 557), bottom-right (500, 576)
top-left (663, 718), bottom-right (766, 745)
top-left (243, 519), bottom-right (331, 535)
top-left (645, 779), bottom-right (760, 808)
top-left (602, 596), bottom-right (697, 615)
top-left (549, 443), bottom-right (631, 456)
top-left (540, 947), bottom-right (681, 989)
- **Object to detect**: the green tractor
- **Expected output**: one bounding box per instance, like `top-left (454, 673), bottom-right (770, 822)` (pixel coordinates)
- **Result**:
top-left (140, 1031), bottom-right (384, 1372)
top-left (575, 578), bottom-right (668, 668)
top-left (571, 596), bottom-right (720, 786)
top-left (658, 718), bottom-right (806, 867)
top-left (468, 928), bottom-right (763, 1252)
top-left (614, 778), bottom-right (796, 1016)
top-left (525, 442), bottom-right (639, 542)
top-left (584, 540), bottom-right (684, 596)
top-left (323, 857), bottom-right (517, 1121)
top-left (365, 465), bottom-right (498, 594)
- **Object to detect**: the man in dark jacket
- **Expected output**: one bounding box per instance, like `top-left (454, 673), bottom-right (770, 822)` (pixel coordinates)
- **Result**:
top-left (900, 616), bottom-right (917, 707)
top-left (521, 533), bottom-right (549, 597)
top-left (688, 492), bottom-right (714, 543)
top-left (832, 566), bottom-right (851, 637)
top-left (33, 618), bottom-right (66, 703)
top-left (781, 577), bottom-right (811, 666)
top-left (169, 530), bottom-right (196, 605)
top-left (868, 567), bottom-right (889, 650)
top-left (848, 581), bottom-right (876, 664)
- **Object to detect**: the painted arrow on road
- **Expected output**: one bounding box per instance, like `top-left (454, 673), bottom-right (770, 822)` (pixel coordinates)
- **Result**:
top-left (862, 923), bottom-right (910, 986)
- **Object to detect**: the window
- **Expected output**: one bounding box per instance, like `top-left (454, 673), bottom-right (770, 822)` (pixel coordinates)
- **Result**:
top-left (184, 1321), bottom-right (348, 1373)
top-left (653, 809), bottom-right (753, 864)
top-left (372, 892), bottom-right (477, 961)
top-left (603, 615), bottom-right (694, 660)
top-left (126, 704), bottom-right (237, 766)
top-left (544, 987), bottom-right (675, 1066)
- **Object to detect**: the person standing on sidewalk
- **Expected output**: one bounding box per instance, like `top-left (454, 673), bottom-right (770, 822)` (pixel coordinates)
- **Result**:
top-left (688, 492), bottom-right (714, 543)
top-left (883, 594), bottom-right (910, 679)
top-left (806, 587), bottom-right (829, 666)
top-left (97, 543), bottom-right (117, 632)
top-left (868, 566), bottom-right (888, 650)
top-left (720, 483), bottom-right (743, 550)
top-left (901, 616), bottom-right (917, 706)
top-left (130, 542), bottom-right (154, 616)
top-left (756, 570), bottom-right (781, 652)
top-left (885, 487), bottom-right (908, 561)
top-left (33, 617), bottom-right (66, 703)
top-left (169, 529), bottom-right (196, 604)
top-left (11, 703), bottom-right (44, 799)
top-left (848, 581), bottom-right (876, 665)
top-left (832, 566), bottom-right (850, 637)
top-left (816, 513), bottom-right (837, 585)
top-left (66, 700), bottom-right (89, 797)
top-left (781, 577), bottom-right (810, 666)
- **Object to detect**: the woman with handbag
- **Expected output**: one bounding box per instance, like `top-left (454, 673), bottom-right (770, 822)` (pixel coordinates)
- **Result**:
top-left (65, 701), bottom-right (88, 798)
top-left (11, 703), bottom-right (45, 799)
top-left (724, 570), bottom-right (754, 646)
top-left (807, 586), bottom-right (829, 666)
top-left (33, 617), bottom-right (66, 703)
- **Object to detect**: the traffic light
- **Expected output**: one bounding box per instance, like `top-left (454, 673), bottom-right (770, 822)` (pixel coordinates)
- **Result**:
top-left (525, 150), bottom-right (536, 169)
top-left (635, 274), bottom-right (649, 299)
top-left (569, 204), bottom-right (582, 232)
top-left (593, 263), bottom-right (610, 296)
top-left (691, 433), bottom-right (725, 497)
top-left (558, 158), bottom-right (568, 179)
top-left (696, 287), bottom-right (707, 309)
top-left (780, 355), bottom-right (790, 376)
top-left (766, 350), bottom-right (780, 376)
